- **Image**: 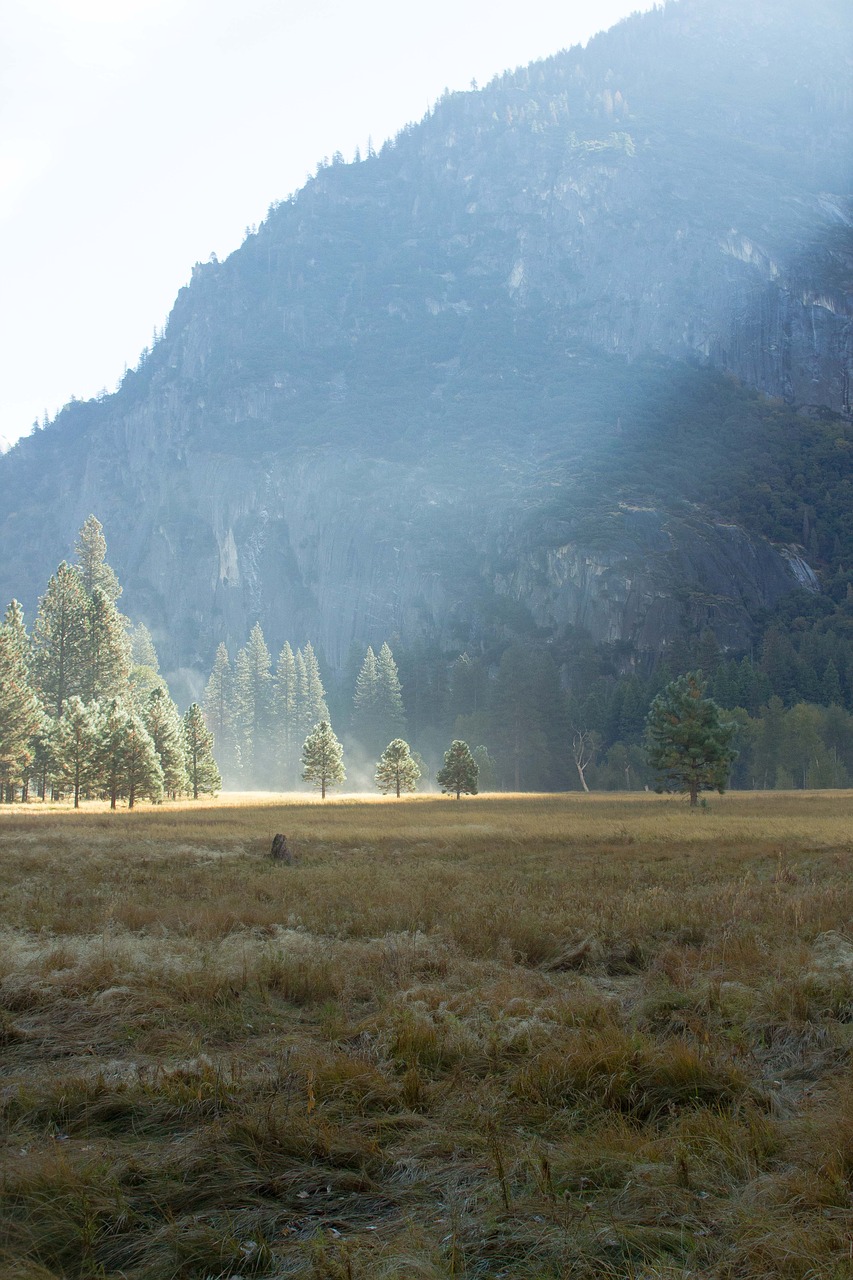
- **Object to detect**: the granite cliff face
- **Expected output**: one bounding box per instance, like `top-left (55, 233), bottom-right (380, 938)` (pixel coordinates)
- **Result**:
top-left (0, 0), bottom-right (849, 692)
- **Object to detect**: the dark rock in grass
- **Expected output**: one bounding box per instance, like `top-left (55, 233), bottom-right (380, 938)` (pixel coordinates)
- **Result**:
top-left (270, 833), bottom-right (292, 864)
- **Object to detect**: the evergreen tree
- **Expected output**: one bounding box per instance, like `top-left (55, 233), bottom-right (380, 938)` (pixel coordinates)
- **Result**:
top-left (3, 600), bottom-right (28, 664)
top-left (203, 643), bottom-right (236, 779)
top-left (183, 703), bottom-right (222, 798)
top-left (301, 642), bottom-right (329, 727)
top-left (30, 562), bottom-right (87, 717)
top-left (375, 738), bottom-right (420, 796)
top-left (376, 642), bottom-right (406, 735)
top-left (144, 686), bottom-right (189, 797)
top-left (0, 625), bottom-right (43, 800)
top-left (74, 514), bottom-right (121, 602)
top-left (82, 587), bottom-right (132, 704)
top-left (352, 645), bottom-right (380, 748)
top-left (645, 673), bottom-right (737, 806)
top-left (437, 740), bottom-right (479, 799)
top-left (96, 700), bottom-right (163, 809)
top-left (301, 721), bottom-right (345, 798)
top-left (129, 622), bottom-right (160, 671)
top-left (273, 641), bottom-right (299, 785)
top-left (234, 623), bottom-right (273, 784)
top-left (51, 696), bottom-right (98, 808)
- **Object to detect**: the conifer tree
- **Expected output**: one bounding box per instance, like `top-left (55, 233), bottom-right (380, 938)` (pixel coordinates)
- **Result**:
top-left (183, 703), bottom-right (221, 798)
top-left (82, 587), bottom-right (132, 704)
top-left (51, 696), bottom-right (98, 808)
top-left (30, 562), bottom-right (87, 717)
top-left (3, 600), bottom-right (28, 663)
top-left (375, 738), bottom-right (420, 797)
top-left (301, 642), bottom-right (329, 727)
top-left (273, 641), bottom-right (299, 784)
top-left (376, 642), bottom-right (406, 734)
top-left (302, 721), bottom-right (345, 798)
top-left (145, 687), bottom-right (189, 797)
top-left (74, 515), bottom-right (121, 602)
top-left (645, 673), bottom-right (737, 806)
top-left (437, 740), bottom-right (479, 799)
top-left (0, 625), bottom-right (43, 800)
top-left (130, 622), bottom-right (160, 671)
top-left (203, 643), bottom-right (236, 778)
top-left (96, 700), bottom-right (163, 809)
top-left (234, 623), bottom-right (273, 784)
top-left (352, 645), bottom-right (381, 751)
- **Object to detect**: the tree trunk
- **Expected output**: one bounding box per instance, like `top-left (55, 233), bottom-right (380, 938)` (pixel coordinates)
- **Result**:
top-left (575, 761), bottom-right (590, 793)
top-left (321, 778), bottom-right (326, 799)
top-left (689, 781), bottom-right (698, 806)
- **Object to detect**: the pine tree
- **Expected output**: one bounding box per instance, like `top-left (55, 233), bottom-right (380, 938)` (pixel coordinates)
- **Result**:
top-left (376, 642), bottom-right (406, 735)
top-left (375, 738), bottom-right (420, 796)
top-left (301, 720), bottom-right (345, 798)
top-left (350, 645), bottom-right (379, 727)
top-left (130, 622), bottom-right (160, 671)
top-left (74, 515), bottom-right (121, 602)
top-left (82, 587), bottom-right (132, 704)
top-left (30, 563), bottom-right (87, 717)
top-left (0, 626), bottom-right (43, 800)
top-left (645, 673), bottom-right (737, 806)
top-left (437, 740), bottom-right (479, 799)
top-left (145, 687), bottom-right (189, 797)
top-left (234, 623), bottom-right (273, 784)
top-left (3, 600), bottom-right (28, 664)
top-left (203, 643), bottom-right (236, 779)
top-left (51, 696), bottom-right (98, 808)
top-left (96, 700), bottom-right (163, 808)
top-left (273, 641), bottom-right (299, 785)
top-left (183, 703), bottom-right (222, 798)
top-left (301, 642), bottom-right (329, 726)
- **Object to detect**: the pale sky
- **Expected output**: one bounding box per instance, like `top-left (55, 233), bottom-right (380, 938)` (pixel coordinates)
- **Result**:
top-left (1, 0), bottom-right (657, 448)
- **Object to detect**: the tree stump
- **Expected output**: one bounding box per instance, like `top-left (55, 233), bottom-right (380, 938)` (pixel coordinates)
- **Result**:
top-left (270, 833), bottom-right (292, 864)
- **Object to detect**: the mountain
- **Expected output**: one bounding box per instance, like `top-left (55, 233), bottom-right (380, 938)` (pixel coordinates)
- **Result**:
top-left (1, 0), bottom-right (850, 698)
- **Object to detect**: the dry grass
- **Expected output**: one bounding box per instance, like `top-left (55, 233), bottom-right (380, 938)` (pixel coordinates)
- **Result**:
top-left (1, 790), bottom-right (852, 1278)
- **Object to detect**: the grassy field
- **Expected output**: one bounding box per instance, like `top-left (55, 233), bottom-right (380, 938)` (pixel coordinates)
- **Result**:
top-left (1, 791), bottom-right (852, 1279)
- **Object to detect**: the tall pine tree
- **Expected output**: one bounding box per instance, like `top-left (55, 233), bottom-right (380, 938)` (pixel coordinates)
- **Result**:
top-left (30, 563), bottom-right (87, 717)
top-left (203, 643), bottom-right (237, 780)
top-left (183, 703), bottom-right (222, 798)
top-left (234, 623), bottom-right (273, 785)
top-left (144, 687), bottom-right (189, 797)
top-left (0, 625), bottom-right (43, 800)
top-left (74, 515), bottom-right (121, 602)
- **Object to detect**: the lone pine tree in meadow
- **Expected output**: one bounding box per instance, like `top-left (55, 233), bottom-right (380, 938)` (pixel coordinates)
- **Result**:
top-left (302, 721), bottom-right (345, 799)
top-left (437, 740), bottom-right (479, 799)
top-left (375, 738), bottom-right (420, 797)
top-left (645, 672), bottom-right (737, 806)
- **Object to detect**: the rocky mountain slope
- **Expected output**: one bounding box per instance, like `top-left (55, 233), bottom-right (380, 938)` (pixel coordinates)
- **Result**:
top-left (0, 0), bottom-right (850, 694)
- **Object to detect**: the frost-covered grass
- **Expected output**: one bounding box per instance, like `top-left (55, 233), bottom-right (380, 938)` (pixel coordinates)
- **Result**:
top-left (1, 791), bottom-right (852, 1278)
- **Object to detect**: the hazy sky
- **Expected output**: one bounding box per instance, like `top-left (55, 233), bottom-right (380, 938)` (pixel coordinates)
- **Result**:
top-left (1, 0), bottom-right (656, 448)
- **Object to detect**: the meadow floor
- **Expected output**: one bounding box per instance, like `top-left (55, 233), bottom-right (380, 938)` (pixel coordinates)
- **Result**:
top-left (1, 791), bottom-right (852, 1279)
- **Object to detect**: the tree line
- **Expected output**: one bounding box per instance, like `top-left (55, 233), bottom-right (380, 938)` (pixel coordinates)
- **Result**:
top-left (0, 518), bottom-right (219, 805)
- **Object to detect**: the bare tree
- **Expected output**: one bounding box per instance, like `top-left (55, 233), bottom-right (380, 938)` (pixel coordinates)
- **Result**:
top-left (571, 728), bottom-right (599, 793)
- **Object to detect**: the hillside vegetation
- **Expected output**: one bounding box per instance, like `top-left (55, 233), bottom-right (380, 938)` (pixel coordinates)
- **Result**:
top-left (2, 792), bottom-right (852, 1278)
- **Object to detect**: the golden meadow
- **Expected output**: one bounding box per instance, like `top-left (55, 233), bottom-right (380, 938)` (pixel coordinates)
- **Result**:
top-left (1, 791), bottom-right (852, 1278)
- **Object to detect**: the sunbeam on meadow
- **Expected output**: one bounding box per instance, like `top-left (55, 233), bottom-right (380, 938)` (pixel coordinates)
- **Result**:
top-left (2, 791), bottom-right (852, 1278)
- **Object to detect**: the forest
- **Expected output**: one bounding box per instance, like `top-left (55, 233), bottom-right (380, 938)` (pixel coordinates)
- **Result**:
top-left (3, 513), bottom-right (852, 805)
